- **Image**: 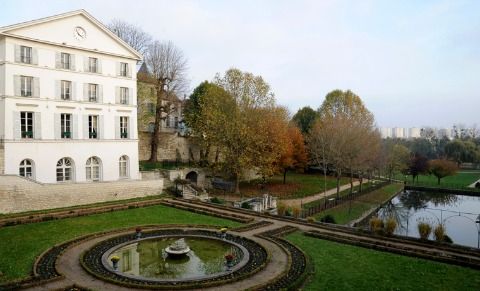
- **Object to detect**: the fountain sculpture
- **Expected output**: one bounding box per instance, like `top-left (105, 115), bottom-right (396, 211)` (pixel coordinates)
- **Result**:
top-left (165, 238), bottom-right (191, 257)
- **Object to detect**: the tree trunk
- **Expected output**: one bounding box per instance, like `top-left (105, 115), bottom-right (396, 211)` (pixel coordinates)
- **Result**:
top-left (350, 170), bottom-right (354, 194)
top-left (336, 172), bottom-right (340, 199)
top-left (359, 174), bottom-right (363, 192)
top-left (438, 177), bottom-right (441, 185)
top-left (235, 174), bottom-right (240, 195)
top-left (283, 168), bottom-right (287, 184)
top-left (149, 83), bottom-right (164, 163)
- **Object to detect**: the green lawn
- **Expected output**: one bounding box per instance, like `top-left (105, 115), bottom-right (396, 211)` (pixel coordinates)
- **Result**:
top-left (0, 204), bottom-right (240, 283)
top-left (287, 232), bottom-right (480, 290)
top-left (395, 171), bottom-right (480, 188)
top-left (303, 181), bottom-right (374, 210)
top-left (314, 184), bottom-right (403, 225)
top-left (240, 172), bottom-right (350, 199)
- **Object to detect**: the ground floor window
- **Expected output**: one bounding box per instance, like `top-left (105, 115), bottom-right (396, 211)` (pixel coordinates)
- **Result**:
top-left (56, 157), bottom-right (73, 182)
top-left (19, 159), bottom-right (34, 178)
top-left (86, 156), bottom-right (101, 181)
top-left (119, 155), bottom-right (129, 178)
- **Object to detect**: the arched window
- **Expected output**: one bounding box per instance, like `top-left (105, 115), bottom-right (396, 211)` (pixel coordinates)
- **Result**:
top-left (19, 159), bottom-right (34, 179)
top-left (57, 158), bottom-right (73, 182)
top-left (86, 156), bottom-right (101, 181)
top-left (119, 155), bottom-right (129, 178)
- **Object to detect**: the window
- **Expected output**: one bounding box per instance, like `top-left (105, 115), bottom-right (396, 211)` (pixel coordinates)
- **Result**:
top-left (120, 62), bottom-right (128, 77)
top-left (61, 81), bottom-right (72, 100)
top-left (119, 155), bottom-right (129, 178)
top-left (88, 84), bottom-right (98, 102)
top-left (20, 76), bottom-right (33, 97)
top-left (174, 117), bottom-right (179, 128)
top-left (147, 102), bottom-right (155, 114)
top-left (56, 158), bottom-right (73, 182)
top-left (20, 46), bottom-right (32, 64)
top-left (120, 87), bottom-right (128, 104)
top-left (61, 53), bottom-right (71, 69)
top-left (61, 113), bottom-right (71, 138)
top-left (20, 112), bottom-right (34, 138)
top-left (88, 115), bottom-right (98, 139)
top-left (86, 157), bottom-right (100, 181)
top-left (120, 116), bottom-right (128, 138)
top-left (88, 57), bottom-right (98, 73)
top-left (166, 116), bottom-right (170, 127)
top-left (19, 159), bottom-right (33, 178)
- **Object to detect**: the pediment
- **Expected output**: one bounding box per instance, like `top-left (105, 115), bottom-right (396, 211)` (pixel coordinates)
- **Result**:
top-left (0, 10), bottom-right (141, 59)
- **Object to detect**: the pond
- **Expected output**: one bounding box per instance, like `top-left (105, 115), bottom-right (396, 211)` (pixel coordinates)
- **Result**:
top-left (367, 190), bottom-right (480, 248)
top-left (106, 236), bottom-right (243, 280)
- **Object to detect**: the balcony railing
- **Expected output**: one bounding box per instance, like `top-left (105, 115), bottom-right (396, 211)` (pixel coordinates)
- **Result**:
top-left (22, 131), bottom-right (33, 138)
top-left (121, 131), bottom-right (128, 138)
top-left (61, 131), bottom-right (71, 138)
top-left (89, 131), bottom-right (97, 139)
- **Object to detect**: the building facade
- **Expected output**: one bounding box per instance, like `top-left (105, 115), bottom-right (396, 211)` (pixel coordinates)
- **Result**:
top-left (0, 10), bottom-right (142, 183)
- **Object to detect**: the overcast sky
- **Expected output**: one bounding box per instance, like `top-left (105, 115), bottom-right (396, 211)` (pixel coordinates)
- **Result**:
top-left (1, 0), bottom-right (479, 128)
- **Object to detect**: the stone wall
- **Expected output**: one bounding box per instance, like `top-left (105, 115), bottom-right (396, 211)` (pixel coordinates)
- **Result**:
top-left (0, 175), bottom-right (164, 214)
top-left (138, 131), bottom-right (202, 162)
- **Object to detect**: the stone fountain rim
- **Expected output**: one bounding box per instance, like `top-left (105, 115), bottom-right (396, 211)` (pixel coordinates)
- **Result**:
top-left (101, 234), bottom-right (249, 283)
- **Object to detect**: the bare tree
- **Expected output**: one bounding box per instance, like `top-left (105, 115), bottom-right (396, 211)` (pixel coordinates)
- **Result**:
top-left (144, 40), bottom-right (188, 162)
top-left (107, 19), bottom-right (152, 55)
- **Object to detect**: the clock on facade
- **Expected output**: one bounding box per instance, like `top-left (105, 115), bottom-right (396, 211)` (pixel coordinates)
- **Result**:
top-left (74, 26), bottom-right (87, 40)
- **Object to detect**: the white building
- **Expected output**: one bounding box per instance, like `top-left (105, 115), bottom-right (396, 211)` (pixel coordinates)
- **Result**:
top-left (0, 10), bottom-right (142, 183)
top-left (408, 127), bottom-right (421, 139)
top-left (392, 127), bottom-right (404, 139)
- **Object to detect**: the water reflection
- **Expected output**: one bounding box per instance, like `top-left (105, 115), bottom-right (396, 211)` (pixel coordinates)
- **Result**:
top-left (108, 237), bottom-right (242, 280)
top-left (371, 191), bottom-right (480, 248)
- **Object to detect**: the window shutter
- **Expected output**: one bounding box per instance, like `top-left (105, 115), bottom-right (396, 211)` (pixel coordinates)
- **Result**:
top-left (72, 114), bottom-right (79, 139)
top-left (14, 75), bottom-right (21, 96)
top-left (128, 88), bottom-right (133, 105)
top-left (98, 85), bottom-right (103, 103)
top-left (54, 113), bottom-right (60, 139)
top-left (13, 111), bottom-right (21, 140)
top-left (127, 64), bottom-right (132, 78)
top-left (116, 62), bottom-right (120, 76)
top-left (83, 83), bottom-right (89, 101)
top-left (115, 116), bottom-right (120, 139)
top-left (34, 112), bottom-right (41, 139)
top-left (70, 54), bottom-right (76, 70)
top-left (55, 52), bottom-right (61, 69)
top-left (83, 115), bottom-right (89, 139)
top-left (115, 87), bottom-right (120, 104)
top-left (32, 48), bottom-right (38, 65)
top-left (72, 82), bottom-right (77, 100)
top-left (97, 59), bottom-right (102, 74)
top-left (99, 115), bottom-right (104, 139)
top-left (33, 77), bottom-right (40, 97)
top-left (83, 56), bottom-right (89, 72)
top-left (14, 45), bottom-right (21, 62)
top-left (55, 80), bottom-right (61, 99)
top-left (129, 117), bottom-right (136, 139)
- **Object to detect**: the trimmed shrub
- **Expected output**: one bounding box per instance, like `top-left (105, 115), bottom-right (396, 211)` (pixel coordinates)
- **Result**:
top-left (384, 217), bottom-right (397, 236)
top-left (241, 202), bottom-right (251, 209)
top-left (277, 203), bottom-right (287, 216)
top-left (306, 216), bottom-right (316, 223)
top-left (292, 206), bottom-right (301, 218)
top-left (433, 224), bottom-right (446, 242)
top-left (369, 217), bottom-right (383, 234)
top-left (320, 214), bottom-right (336, 224)
top-left (210, 197), bottom-right (224, 204)
top-left (418, 222), bottom-right (432, 240)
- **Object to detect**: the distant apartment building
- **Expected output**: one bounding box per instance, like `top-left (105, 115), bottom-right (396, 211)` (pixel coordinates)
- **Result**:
top-left (0, 10), bottom-right (142, 183)
top-left (392, 127), bottom-right (405, 139)
top-left (380, 126), bottom-right (455, 140)
top-left (408, 127), bottom-right (421, 138)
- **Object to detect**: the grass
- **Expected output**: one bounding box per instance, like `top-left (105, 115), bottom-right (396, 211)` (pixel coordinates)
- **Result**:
top-left (0, 204), bottom-right (241, 283)
top-left (394, 170), bottom-right (480, 188)
top-left (239, 172), bottom-right (350, 199)
top-left (313, 184), bottom-right (403, 225)
top-left (287, 232), bottom-right (480, 291)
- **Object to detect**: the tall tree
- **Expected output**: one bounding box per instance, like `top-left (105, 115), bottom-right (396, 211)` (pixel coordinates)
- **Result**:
top-left (292, 106), bottom-right (318, 135)
top-left (279, 125), bottom-right (308, 184)
top-left (144, 41), bottom-right (188, 162)
top-left (107, 19), bottom-right (151, 55)
top-left (385, 143), bottom-right (411, 181)
top-left (428, 159), bottom-right (459, 185)
top-left (408, 153), bottom-right (429, 182)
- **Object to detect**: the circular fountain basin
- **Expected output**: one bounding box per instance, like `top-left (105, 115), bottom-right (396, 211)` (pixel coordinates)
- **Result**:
top-left (102, 235), bottom-right (247, 281)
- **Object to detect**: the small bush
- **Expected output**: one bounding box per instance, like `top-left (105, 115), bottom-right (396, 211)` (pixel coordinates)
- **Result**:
top-left (306, 216), bottom-right (316, 223)
top-left (42, 216), bottom-right (55, 221)
top-left (475, 181), bottom-right (480, 189)
top-left (443, 234), bottom-right (453, 244)
top-left (285, 209), bottom-right (292, 217)
top-left (369, 217), bottom-right (383, 234)
top-left (433, 224), bottom-right (446, 242)
top-left (241, 202), bottom-right (251, 209)
top-left (384, 217), bottom-right (397, 236)
top-left (418, 222), bottom-right (432, 240)
top-left (320, 214), bottom-right (336, 224)
top-left (277, 203), bottom-right (287, 216)
top-left (292, 206), bottom-right (301, 218)
top-left (210, 197), bottom-right (223, 204)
